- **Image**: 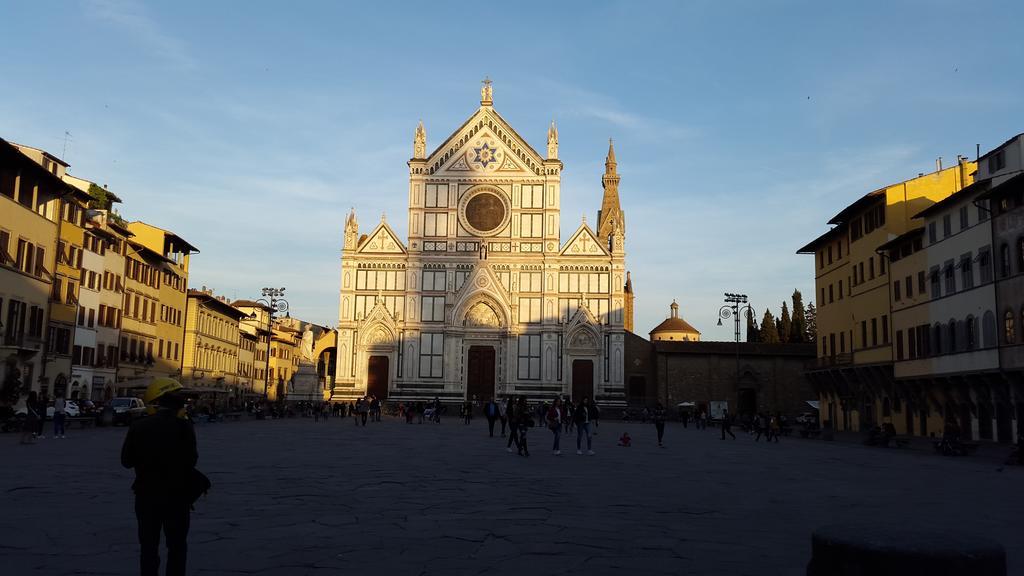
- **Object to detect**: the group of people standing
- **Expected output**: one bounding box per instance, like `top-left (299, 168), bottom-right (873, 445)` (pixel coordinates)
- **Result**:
top-left (17, 390), bottom-right (68, 444)
top-left (542, 397), bottom-right (599, 456)
top-left (349, 396), bottom-right (383, 426)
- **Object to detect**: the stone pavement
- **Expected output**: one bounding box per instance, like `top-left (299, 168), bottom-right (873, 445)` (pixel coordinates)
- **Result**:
top-left (1, 416), bottom-right (1021, 576)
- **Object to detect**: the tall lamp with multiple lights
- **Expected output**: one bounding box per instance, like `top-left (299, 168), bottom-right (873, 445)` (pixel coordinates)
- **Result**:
top-left (256, 287), bottom-right (289, 401)
top-left (718, 293), bottom-right (755, 409)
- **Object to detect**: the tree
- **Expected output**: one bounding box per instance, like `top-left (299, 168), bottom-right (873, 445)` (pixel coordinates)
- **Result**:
top-left (745, 308), bottom-right (760, 342)
top-left (805, 302), bottom-right (817, 342)
top-left (87, 183), bottom-right (127, 226)
top-left (760, 310), bottom-right (780, 343)
top-left (779, 302), bottom-right (792, 344)
top-left (0, 360), bottom-right (25, 405)
top-left (791, 290), bottom-right (808, 343)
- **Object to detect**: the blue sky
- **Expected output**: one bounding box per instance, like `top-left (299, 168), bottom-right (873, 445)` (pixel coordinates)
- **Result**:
top-left (2, 0), bottom-right (1021, 339)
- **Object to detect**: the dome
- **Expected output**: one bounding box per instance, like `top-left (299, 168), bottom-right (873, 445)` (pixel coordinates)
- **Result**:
top-left (650, 300), bottom-right (700, 342)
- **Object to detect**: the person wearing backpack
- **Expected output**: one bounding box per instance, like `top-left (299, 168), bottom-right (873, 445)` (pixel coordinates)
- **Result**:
top-left (574, 398), bottom-right (594, 455)
top-left (547, 398), bottom-right (563, 456)
top-left (516, 396), bottom-right (531, 457)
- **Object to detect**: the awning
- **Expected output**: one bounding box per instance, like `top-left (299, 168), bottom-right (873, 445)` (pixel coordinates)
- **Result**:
top-left (805, 400), bottom-right (820, 410)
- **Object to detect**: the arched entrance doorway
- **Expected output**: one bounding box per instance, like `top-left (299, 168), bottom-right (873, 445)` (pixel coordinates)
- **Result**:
top-left (466, 346), bottom-right (495, 401)
top-left (367, 355), bottom-right (389, 399)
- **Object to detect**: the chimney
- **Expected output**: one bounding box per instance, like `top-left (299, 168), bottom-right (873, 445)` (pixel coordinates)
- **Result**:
top-left (936, 157), bottom-right (942, 171)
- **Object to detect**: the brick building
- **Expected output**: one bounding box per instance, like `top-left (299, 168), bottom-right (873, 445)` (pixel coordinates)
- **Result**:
top-left (625, 334), bottom-right (815, 418)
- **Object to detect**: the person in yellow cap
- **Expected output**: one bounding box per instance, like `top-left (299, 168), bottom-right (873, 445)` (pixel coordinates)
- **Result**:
top-left (121, 377), bottom-right (197, 576)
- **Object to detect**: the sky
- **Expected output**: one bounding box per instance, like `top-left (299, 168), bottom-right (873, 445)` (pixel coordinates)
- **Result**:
top-left (2, 0), bottom-right (1022, 340)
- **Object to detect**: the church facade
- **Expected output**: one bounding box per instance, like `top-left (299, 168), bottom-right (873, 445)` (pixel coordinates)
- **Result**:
top-left (332, 82), bottom-right (633, 405)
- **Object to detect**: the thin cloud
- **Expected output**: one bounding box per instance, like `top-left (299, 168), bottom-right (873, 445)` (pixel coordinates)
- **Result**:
top-left (82, 0), bottom-right (194, 69)
top-left (537, 79), bottom-right (698, 141)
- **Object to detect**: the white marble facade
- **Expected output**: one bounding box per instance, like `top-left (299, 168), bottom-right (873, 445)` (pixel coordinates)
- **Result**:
top-left (333, 82), bottom-right (630, 405)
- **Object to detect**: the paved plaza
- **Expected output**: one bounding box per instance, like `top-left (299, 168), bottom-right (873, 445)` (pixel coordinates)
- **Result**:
top-left (2, 415), bottom-right (1022, 576)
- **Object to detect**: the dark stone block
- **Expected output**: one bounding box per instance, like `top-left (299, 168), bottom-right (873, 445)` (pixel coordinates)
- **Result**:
top-left (808, 524), bottom-right (1006, 576)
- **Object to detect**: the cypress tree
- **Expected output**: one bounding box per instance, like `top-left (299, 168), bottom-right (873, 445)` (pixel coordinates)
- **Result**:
top-left (746, 309), bottom-right (760, 342)
top-left (791, 290), bottom-right (807, 343)
top-left (780, 302), bottom-right (792, 344)
top-left (760, 310), bottom-right (780, 343)
top-left (805, 302), bottom-right (817, 342)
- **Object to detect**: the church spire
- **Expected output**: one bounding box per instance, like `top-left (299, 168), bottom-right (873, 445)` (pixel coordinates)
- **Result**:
top-left (605, 138), bottom-right (617, 172)
top-left (597, 138), bottom-right (623, 245)
top-left (343, 208), bottom-right (359, 250)
top-left (413, 120), bottom-right (426, 159)
top-left (547, 120), bottom-right (559, 160)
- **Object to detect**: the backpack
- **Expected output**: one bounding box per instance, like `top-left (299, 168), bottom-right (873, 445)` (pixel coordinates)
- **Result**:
top-left (546, 407), bottom-right (560, 429)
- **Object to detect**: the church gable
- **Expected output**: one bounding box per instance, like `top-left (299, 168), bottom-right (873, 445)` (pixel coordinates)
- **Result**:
top-left (560, 223), bottom-right (608, 257)
top-left (450, 264), bottom-right (513, 327)
top-left (427, 109), bottom-right (545, 176)
top-left (357, 221), bottom-right (406, 254)
top-left (432, 125), bottom-right (538, 178)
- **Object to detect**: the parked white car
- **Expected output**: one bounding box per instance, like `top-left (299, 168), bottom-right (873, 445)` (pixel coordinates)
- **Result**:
top-left (45, 401), bottom-right (81, 418)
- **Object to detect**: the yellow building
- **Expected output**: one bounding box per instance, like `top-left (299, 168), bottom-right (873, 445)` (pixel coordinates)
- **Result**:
top-left (117, 240), bottom-right (166, 393)
top-left (1, 139), bottom-right (68, 398)
top-left (183, 288), bottom-right (245, 406)
top-left (232, 300), bottom-right (273, 398)
top-left (269, 323), bottom-right (300, 402)
top-left (127, 222), bottom-right (197, 382)
top-left (10, 143), bottom-right (94, 399)
top-left (800, 159), bottom-right (974, 433)
top-left (237, 330), bottom-right (258, 398)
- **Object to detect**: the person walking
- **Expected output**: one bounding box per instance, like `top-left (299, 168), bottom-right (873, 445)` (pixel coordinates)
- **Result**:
top-left (498, 397), bottom-right (509, 437)
top-left (20, 391), bottom-right (39, 445)
top-left (592, 402), bottom-right (600, 435)
top-left (770, 413), bottom-right (781, 443)
top-left (720, 408), bottom-right (736, 440)
top-left (754, 413), bottom-right (766, 442)
top-left (484, 398), bottom-right (499, 437)
top-left (462, 400), bottom-right (473, 425)
top-left (121, 378), bottom-right (198, 576)
top-left (547, 398), bottom-right (563, 455)
top-left (653, 402), bottom-right (666, 447)
top-left (506, 397), bottom-right (519, 453)
top-left (432, 396), bottom-right (442, 424)
top-left (35, 392), bottom-right (48, 439)
top-left (53, 392), bottom-right (67, 439)
top-left (359, 397), bottom-right (369, 426)
top-left (575, 398), bottom-right (594, 455)
top-left (516, 396), bottom-right (530, 457)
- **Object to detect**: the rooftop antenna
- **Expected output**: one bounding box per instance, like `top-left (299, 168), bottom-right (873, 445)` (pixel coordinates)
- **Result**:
top-left (62, 131), bottom-right (73, 161)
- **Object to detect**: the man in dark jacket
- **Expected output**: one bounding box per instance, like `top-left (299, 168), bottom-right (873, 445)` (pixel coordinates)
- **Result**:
top-left (484, 398), bottom-right (500, 437)
top-left (121, 378), bottom-right (198, 576)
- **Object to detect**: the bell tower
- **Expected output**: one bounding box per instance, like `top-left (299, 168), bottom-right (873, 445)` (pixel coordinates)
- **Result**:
top-left (597, 139), bottom-right (624, 251)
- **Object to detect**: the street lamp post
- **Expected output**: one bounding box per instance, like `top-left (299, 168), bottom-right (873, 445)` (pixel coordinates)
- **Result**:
top-left (256, 287), bottom-right (289, 403)
top-left (718, 293), bottom-right (755, 413)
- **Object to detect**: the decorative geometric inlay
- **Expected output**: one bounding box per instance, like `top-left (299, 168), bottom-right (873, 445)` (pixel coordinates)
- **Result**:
top-left (467, 138), bottom-right (504, 173)
top-left (475, 276), bottom-right (489, 288)
top-left (473, 143), bottom-right (498, 167)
